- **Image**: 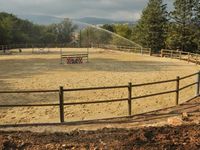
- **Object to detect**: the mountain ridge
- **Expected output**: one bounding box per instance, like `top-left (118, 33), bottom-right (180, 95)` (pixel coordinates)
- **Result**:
top-left (18, 14), bottom-right (135, 25)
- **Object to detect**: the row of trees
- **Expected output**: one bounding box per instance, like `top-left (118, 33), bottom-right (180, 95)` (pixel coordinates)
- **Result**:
top-left (0, 12), bottom-right (77, 45)
top-left (102, 0), bottom-right (200, 53)
top-left (79, 24), bottom-right (133, 47)
top-left (1, 0), bottom-right (200, 53)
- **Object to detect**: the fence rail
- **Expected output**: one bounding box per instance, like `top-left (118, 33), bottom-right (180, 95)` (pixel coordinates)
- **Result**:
top-left (0, 89), bottom-right (58, 94)
top-left (0, 43), bottom-right (152, 57)
top-left (161, 49), bottom-right (200, 65)
top-left (93, 44), bottom-right (152, 55)
top-left (0, 71), bottom-right (199, 124)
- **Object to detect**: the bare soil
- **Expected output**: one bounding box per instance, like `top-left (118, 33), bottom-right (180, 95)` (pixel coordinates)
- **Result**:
top-left (0, 124), bottom-right (199, 150)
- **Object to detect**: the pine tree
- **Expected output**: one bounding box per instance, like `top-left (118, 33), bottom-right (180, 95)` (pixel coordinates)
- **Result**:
top-left (167, 0), bottom-right (198, 51)
top-left (193, 0), bottom-right (200, 51)
top-left (132, 0), bottom-right (168, 53)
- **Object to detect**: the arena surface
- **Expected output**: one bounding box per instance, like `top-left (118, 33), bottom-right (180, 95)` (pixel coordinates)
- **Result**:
top-left (0, 48), bottom-right (199, 124)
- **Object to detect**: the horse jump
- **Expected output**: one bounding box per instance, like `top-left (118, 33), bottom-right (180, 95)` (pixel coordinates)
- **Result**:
top-left (60, 53), bottom-right (89, 64)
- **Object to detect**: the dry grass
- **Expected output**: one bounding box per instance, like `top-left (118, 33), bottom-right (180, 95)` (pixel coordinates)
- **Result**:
top-left (0, 48), bottom-right (199, 124)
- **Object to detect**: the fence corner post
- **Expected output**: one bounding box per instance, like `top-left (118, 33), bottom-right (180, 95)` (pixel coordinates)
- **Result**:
top-left (128, 82), bottom-right (132, 116)
top-left (59, 86), bottom-right (64, 123)
top-left (176, 76), bottom-right (180, 106)
top-left (196, 71), bottom-right (200, 96)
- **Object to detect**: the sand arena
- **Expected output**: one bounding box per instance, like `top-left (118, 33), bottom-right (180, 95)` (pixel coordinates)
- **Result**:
top-left (0, 48), bottom-right (199, 124)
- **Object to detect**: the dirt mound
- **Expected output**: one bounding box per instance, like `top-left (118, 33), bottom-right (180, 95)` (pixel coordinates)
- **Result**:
top-left (0, 124), bottom-right (199, 150)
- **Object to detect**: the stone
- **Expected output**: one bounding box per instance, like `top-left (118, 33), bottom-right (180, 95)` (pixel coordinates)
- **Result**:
top-left (167, 116), bottom-right (183, 126)
top-left (182, 112), bottom-right (188, 118)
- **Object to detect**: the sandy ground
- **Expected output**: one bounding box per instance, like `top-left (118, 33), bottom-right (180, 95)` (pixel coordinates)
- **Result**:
top-left (0, 48), bottom-right (200, 124)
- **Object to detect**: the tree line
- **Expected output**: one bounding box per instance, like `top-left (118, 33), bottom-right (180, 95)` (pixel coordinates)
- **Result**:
top-left (1, 0), bottom-right (200, 53)
top-left (102, 0), bottom-right (200, 53)
top-left (0, 12), bottom-right (77, 46)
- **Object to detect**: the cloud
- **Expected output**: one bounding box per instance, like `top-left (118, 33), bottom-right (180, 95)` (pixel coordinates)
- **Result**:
top-left (0, 0), bottom-right (172, 21)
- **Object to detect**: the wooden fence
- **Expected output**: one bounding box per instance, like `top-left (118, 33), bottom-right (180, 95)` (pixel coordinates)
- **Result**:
top-left (161, 49), bottom-right (200, 64)
top-left (0, 72), bottom-right (199, 124)
top-left (92, 44), bottom-right (152, 55)
top-left (0, 43), bottom-right (151, 56)
top-left (0, 43), bottom-right (79, 50)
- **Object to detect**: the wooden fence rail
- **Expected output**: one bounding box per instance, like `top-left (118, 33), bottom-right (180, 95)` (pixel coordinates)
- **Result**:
top-left (0, 43), bottom-right (152, 57)
top-left (0, 71), bottom-right (199, 124)
top-left (161, 49), bottom-right (200, 65)
top-left (0, 43), bottom-right (79, 50)
top-left (93, 44), bottom-right (152, 56)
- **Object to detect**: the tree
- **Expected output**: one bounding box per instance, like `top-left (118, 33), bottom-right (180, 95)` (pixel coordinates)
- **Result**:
top-left (101, 24), bottom-right (115, 33)
top-left (55, 19), bottom-right (77, 43)
top-left (166, 0), bottom-right (199, 51)
top-left (0, 13), bottom-right (78, 45)
top-left (0, 13), bottom-right (15, 44)
top-left (114, 24), bottom-right (132, 39)
top-left (80, 27), bottom-right (113, 47)
top-left (132, 0), bottom-right (168, 52)
top-left (193, 0), bottom-right (200, 51)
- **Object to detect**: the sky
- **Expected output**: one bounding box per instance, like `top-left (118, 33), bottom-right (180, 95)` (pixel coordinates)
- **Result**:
top-left (0, 0), bottom-right (173, 21)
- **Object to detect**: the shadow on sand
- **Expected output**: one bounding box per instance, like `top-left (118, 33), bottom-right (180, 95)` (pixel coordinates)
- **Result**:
top-left (0, 56), bottom-right (193, 80)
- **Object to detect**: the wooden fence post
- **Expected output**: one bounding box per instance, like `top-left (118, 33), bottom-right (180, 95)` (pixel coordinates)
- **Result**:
top-left (128, 82), bottom-right (132, 116)
top-left (59, 86), bottom-right (64, 123)
top-left (3, 45), bottom-right (5, 53)
top-left (196, 54), bottom-right (198, 65)
top-left (176, 76), bottom-right (180, 105)
top-left (149, 48), bottom-right (152, 56)
top-left (171, 50), bottom-right (173, 58)
top-left (188, 52), bottom-right (190, 63)
top-left (60, 48), bottom-right (63, 64)
top-left (87, 54), bottom-right (89, 63)
top-left (161, 49), bottom-right (163, 57)
top-left (196, 71), bottom-right (200, 96)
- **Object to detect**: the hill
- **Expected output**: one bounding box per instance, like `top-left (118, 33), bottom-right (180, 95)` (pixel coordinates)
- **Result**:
top-left (18, 14), bottom-right (135, 25)
top-left (76, 17), bottom-right (135, 25)
top-left (18, 14), bottom-right (63, 25)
